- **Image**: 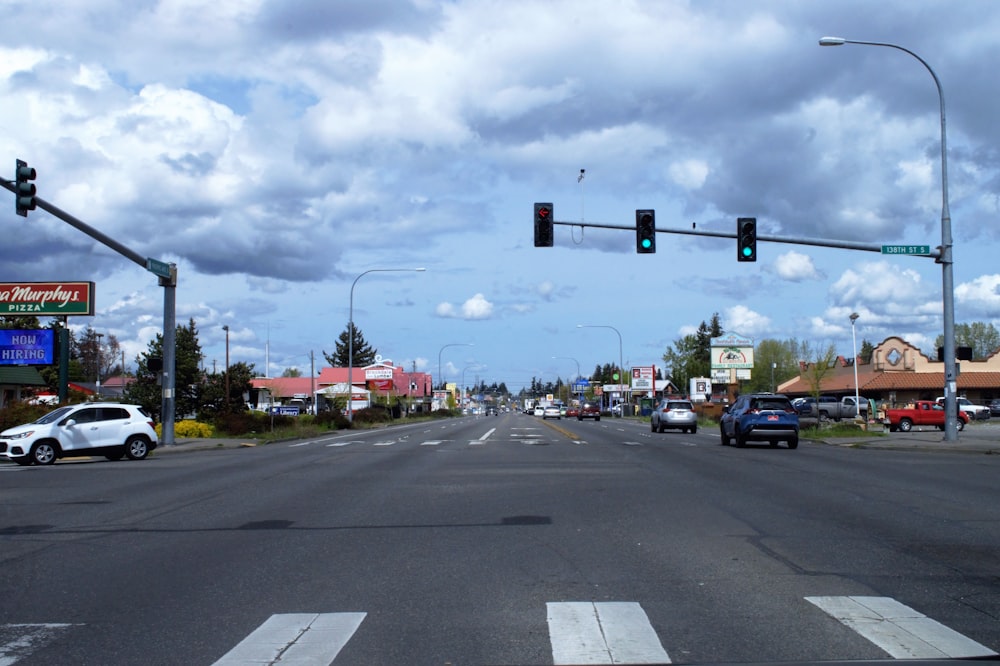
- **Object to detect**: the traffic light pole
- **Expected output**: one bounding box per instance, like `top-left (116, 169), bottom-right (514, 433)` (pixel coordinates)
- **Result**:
top-left (0, 178), bottom-right (179, 446)
top-left (548, 218), bottom-right (940, 259)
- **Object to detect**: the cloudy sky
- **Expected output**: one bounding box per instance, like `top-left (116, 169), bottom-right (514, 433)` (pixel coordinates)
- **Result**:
top-left (2, 0), bottom-right (999, 392)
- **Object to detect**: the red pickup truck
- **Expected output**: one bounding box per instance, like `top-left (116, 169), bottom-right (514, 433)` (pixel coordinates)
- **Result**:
top-left (883, 400), bottom-right (968, 432)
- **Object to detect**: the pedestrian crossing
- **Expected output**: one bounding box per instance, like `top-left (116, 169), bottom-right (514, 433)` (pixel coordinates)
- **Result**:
top-left (2, 597), bottom-right (994, 665)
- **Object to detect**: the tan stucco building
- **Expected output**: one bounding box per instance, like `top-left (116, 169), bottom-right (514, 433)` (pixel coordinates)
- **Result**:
top-left (777, 336), bottom-right (1000, 408)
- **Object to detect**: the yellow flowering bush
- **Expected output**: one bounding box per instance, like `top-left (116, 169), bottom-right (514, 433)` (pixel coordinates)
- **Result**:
top-left (155, 420), bottom-right (214, 438)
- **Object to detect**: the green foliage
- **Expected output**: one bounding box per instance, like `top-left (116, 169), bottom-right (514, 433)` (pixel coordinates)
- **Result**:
top-left (323, 323), bottom-right (377, 367)
top-left (122, 318), bottom-right (204, 421)
top-left (313, 409), bottom-right (350, 430)
top-left (0, 401), bottom-right (55, 432)
top-left (199, 361), bottom-right (256, 418)
top-left (351, 406), bottom-right (391, 425)
top-left (172, 419), bottom-right (214, 438)
top-left (934, 322), bottom-right (1000, 359)
top-left (661, 313), bottom-right (723, 393)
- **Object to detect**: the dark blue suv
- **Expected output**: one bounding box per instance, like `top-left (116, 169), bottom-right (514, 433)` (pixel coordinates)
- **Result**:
top-left (720, 393), bottom-right (799, 449)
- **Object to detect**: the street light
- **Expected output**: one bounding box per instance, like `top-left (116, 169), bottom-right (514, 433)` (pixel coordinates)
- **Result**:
top-left (819, 36), bottom-right (958, 441)
top-left (577, 324), bottom-right (624, 416)
top-left (850, 313), bottom-right (861, 420)
top-left (552, 355), bottom-right (581, 403)
top-left (222, 325), bottom-right (230, 411)
top-left (347, 267), bottom-right (425, 422)
top-left (438, 342), bottom-right (474, 392)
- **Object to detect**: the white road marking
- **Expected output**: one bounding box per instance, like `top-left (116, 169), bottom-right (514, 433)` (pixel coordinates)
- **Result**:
top-left (372, 441), bottom-right (395, 447)
top-left (547, 602), bottom-right (670, 665)
top-left (327, 441), bottom-right (363, 447)
top-left (421, 440), bottom-right (443, 446)
top-left (0, 623), bottom-right (77, 666)
top-left (212, 612), bottom-right (366, 665)
top-left (806, 596), bottom-right (997, 659)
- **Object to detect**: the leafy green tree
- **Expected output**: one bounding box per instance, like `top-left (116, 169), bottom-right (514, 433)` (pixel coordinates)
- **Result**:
top-left (199, 361), bottom-right (256, 418)
top-left (281, 367), bottom-right (302, 377)
top-left (123, 318), bottom-right (204, 421)
top-left (934, 322), bottom-right (1000, 360)
top-left (860, 339), bottom-right (875, 364)
top-left (324, 323), bottom-right (377, 367)
top-left (661, 313), bottom-right (723, 393)
top-left (744, 338), bottom-right (804, 393)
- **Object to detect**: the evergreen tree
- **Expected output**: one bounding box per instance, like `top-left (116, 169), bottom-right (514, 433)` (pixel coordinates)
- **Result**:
top-left (200, 361), bottom-right (256, 417)
top-left (123, 319), bottom-right (204, 421)
top-left (324, 323), bottom-right (377, 367)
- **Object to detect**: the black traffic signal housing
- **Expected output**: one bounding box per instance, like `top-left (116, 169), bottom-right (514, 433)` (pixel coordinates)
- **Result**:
top-left (636, 209), bottom-right (655, 253)
top-left (737, 217), bottom-right (756, 262)
top-left (534, 202), bottom-right (553, 247)
top-left (15, 159), bottom-right (37, 217)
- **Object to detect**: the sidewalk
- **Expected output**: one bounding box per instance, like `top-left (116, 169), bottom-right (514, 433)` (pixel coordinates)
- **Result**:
top-left (808, 424), bottom-right (1000, 454)
top-left (154, 437), bottom-right (262, 453)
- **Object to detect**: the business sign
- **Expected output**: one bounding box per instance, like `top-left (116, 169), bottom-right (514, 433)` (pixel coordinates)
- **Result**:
top-left (631, 366), bottom-right (654, 390)
top-left (0, 329), bottom-right (54, 365)
top-left (0, 282), bottom-right (95, 316)
top-left (711, 333), bottom-right (754, 369)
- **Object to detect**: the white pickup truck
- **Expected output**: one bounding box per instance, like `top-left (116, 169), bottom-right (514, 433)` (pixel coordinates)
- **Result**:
top-left (936, 397), bottom-right (990, 420)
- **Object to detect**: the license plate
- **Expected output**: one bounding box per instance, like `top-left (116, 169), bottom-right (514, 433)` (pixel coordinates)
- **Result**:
top-left (767, 415), bottom-right (779, 421)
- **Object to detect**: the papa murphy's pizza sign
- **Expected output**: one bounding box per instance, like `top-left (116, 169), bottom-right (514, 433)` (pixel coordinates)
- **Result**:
top-left (0, 282), bottom-right (96, 316)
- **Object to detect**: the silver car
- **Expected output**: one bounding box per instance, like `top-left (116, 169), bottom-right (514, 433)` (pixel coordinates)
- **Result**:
top-left (650, 399), bottom-right (698, 434)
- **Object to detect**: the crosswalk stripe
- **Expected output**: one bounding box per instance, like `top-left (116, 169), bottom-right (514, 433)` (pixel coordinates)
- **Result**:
top-left (806, 596), bottom-right (997, 659)
top-left (547, 602), bottom-right (670, 665)
top-left (420, 440), bottom-right (443, 446)
top-left (212, 612), bottom-right (366, 665)
top-left (1, 623), bottom-right (77, 665)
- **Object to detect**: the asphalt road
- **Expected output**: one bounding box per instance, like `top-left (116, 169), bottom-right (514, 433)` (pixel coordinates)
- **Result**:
top-left (2, 413), bottom-right (1000, 665)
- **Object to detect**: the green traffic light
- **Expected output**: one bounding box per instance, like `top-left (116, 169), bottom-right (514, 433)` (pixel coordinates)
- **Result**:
top-left (742, 246), bottom-right (753, 257)
top-left (641, 238), bottom-right (652, 249)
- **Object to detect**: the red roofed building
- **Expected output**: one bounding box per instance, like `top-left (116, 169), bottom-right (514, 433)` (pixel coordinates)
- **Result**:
top-left (252, 359), bottom-right (433, 413)
top-left (777, 336), bottom-right (1000, 407)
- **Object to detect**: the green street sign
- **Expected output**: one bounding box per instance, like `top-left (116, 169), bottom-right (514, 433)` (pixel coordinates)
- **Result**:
top-left (881, 244), bottom-right (930, 255)
top-left (146, 257), bottom-right (172, 279)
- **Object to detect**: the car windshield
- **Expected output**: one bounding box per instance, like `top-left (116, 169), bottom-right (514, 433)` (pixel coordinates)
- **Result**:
top-left (752, 398), bottom-right (790, 411)
top-left (33, 406), bottom-right (75, 424)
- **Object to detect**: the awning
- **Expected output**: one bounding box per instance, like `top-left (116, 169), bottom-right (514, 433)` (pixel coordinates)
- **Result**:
top-left (0, 366), bottom-right (47, 386)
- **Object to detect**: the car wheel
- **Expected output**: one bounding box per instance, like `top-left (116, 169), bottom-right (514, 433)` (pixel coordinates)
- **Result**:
top-left (735, 427), bottom-right (747, 448)
top-left (787, 437), bottom-right (799, 449)
top-left (720, 424), bottom-right (730, 446)
top-left (957, 419), bottom-right (965, 432)
top-left (690, 424), bottom-right (697, 435)
top-left (31, 442), bottom-right (57, 465)
top-left (657, 421), bottom-right (665, 433)
top-left (898, 418), bottom-right (913, 432)
top-left (125, 436), bottom-right (149, 460)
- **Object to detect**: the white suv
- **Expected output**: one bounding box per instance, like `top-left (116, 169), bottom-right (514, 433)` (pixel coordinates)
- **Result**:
top-left (1, 403), bottom-right (158, 466)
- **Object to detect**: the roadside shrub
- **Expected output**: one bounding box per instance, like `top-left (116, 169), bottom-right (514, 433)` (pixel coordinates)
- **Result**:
top-left (213, 411), bottom-right (261, 436)
top-left (351, 406), bottom-right (392, 425)
top-left (430, 408), bottom-right (460, 419)
top-left (164, 419), bottom-right (214, 438)
top-left (314, 409), bottom-right (349, 430)
top-left (0, 402), bottom-right (55, 432)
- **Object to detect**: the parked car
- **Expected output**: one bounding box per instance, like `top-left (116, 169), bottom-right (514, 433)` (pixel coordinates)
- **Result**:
top-left (720, 393), bottom-right (799, 449)
top-left (578, 401), bottom-right (601, 421)
top-left (792, 395), bottom-right (867, 421)
top-left (0, 402), bottom-right (158, 466)
top-left (533, 405), bottom-right (545, 417)
top-left (650, 399), bottom-right (697, 434)
top-left (990, 399), bottom-right (1000, 418)
top-left (936, 397), bottom-right (990, 421)
top-left (886, 400), bottom-right (968, 432)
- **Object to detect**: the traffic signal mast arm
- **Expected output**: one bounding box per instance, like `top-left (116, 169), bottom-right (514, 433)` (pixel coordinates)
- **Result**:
top-left (548, 218), bottom-right (941, 259)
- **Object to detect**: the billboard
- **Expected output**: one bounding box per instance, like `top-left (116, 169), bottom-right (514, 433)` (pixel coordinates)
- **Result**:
top-left (0, 282), bottom-right (95, 316)
top-left (710, 333), bottom-right (755, 370)
top-left (0, 329), bottom-right (54, 365)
